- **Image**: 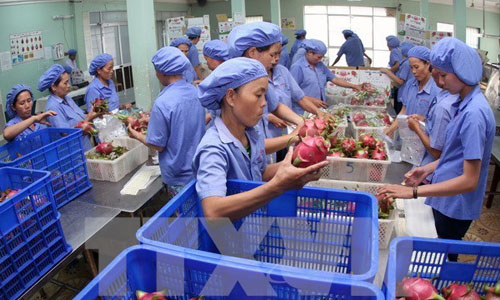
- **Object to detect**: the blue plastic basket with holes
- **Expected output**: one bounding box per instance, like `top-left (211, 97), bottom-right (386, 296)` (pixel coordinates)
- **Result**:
top-left (137, 180), bottom-right (379, 283)
top-left (383, 236), bottom-right (500, 299)
top-left (74, 245), bottom-right (384, 299)
top-left (0, 167), bottom-right (72, 300)
top-left (0, 128), bottom-right (92, 209)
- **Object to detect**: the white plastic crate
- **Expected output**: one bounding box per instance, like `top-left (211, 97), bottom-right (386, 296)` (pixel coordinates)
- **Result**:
top-left (307, 179), bottom-right (396, 249)
top-left (323, 141), bottom-right (391, 182)
top-left (85, 137), bottom-right (148, 182)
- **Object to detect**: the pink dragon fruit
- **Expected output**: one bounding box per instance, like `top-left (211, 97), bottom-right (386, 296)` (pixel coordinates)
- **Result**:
top-left (299, 119), bottom-right (320, 138)
top-left (442, 284), bottom-right (480, 300)
top-left (354, 148), bottom-right (370, 159)
top-left (356, 120), bottom-right (370, 127)
top-left (95, 142), bottom-right (114, 155)
top-left (398, 277), bottom-right (445, 300)
top-left (484, 281), bottom-right (500, 300)
top-left (75, 121), bottom-right (98, 136)
top-left (341, 138), bottom-right (357, 155)
top-left (371, 148), bottom-right (387, 161)
top-left (359, 133), bottom-right (376, 149)
top-left (136, 290), bottom-right (167, 300)
top-left (292, 136), bottom-right (329, 168)
top-left (328, 150), bottom-right (344, 158)
top-left (353, 112), bottom-right (365, 123)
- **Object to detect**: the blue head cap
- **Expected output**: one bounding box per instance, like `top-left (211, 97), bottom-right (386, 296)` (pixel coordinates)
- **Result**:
top-left (38, 64), bottom-right (65, 92)
top-left (408, 46), bottom-right (431, 62)
top-left (67, 49), bottom-right (77, 56)
top-left (89, 53), bottom-right (113, 76)
top-left (227, 21), bottom-right (281, 58)
top-left (400, 42), bottom-right (415, 57)
top-left (170, 37), bottom-right (192, 48)
top-left (295, 29), bottom-right (307, 37)
top-left (186, 27), bottom-right (202, 38)
top-left (302, 39), bottom-right (327, 55)
top-left (151, 46), bottom-right (191, 75)
top-left (386, 35), bottom-right (400, 48)
top-left (280, 33), bottom-right (289, 46)
top-left (203, 40), bottom-right (230, 61)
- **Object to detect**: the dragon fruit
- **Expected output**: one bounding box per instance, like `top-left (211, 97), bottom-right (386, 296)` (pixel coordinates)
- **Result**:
top-left (299, 119), bottom-right (320, 138)
top-left (356, 120), bottom-right (370, 127)
top-left (371, 148), bottom-right (387, 161)
top-left (136, 290), bottom-right (167, 300)
top-left (398, 277), bottom-right (445, 300)
top-left (95, 142), bottom-right (114, 155)
top-left (377, 194), bottom-right (394, 218)
top-left (75, 121), bottom-right (98, 136)
top-left (375, 98), bottom-right (386, 106)
top-left (341, 138), bottom-right (357, 155)
top-left (484, 281), bottom-right (500, 300)
top-left (292, 136), bottom-right (329, 168)
top-left (442, 284), bottom-right (480, 300)
top-left (328, 150), bottom-right (344, 158)
top-left (353, 112), bottom-right (365, 123)
top-left (91, 98), bottom-right (108, 114)
top-left (359, 133), bottom-right (376, 149)
top-left (0, 188), bottom-right (20, 203)
top-left (354, 148), bottom-right (370, 159)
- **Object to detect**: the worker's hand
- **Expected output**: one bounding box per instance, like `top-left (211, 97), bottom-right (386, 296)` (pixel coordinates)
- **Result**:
top-left (205, 113), bottom-right (212, 125)
top-left (307, 97), bottom-right (328, 110)
top-left (87, 105), bottom-right (105, 121)
top-left (403, 166), bottom-right (431, 187)
top-left (119, 103), bottom-right (132, 110)
top-left (383, 126), bottom-right (395, 138)
top-left (408, 114), bottom-right (425, 122)
top-left (352, 84), bottom-right (362, 92)
top-left (33, 110), bottom-right (57, 126)
top-left (127, 123), bottom-right (143, 140)
top-left (268, 114), bottom-right (289, 129)
top-left (379, 68), bottom-right (390, 75)
top-left (407, 117), bottom-right (420, 132)
top-left (377, 184), bottom-right (413, 199)
top-left (270, 149), bottom-right (328, 192)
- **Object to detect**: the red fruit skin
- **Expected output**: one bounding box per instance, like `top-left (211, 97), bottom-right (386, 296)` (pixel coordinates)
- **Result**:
top-left (353, 112), bottom-right (365, 123)
top-left (136, 291), bottom-right (167, 300)
top-left (6, 189), bottom-right (19, 199)
top-left (359, 134), bottom-right (376, 149)
top-left (341, 138), bottom-right (356, 154)
top-left (399, 277), bottom-right (444, 300)
top-left (292, 136), bottom-right (328, 168)
top-left (486, 292), bottom-right (500, 300)
top-left (354, 148), bottom-right (370, 159)
top-left (356, 120), bottom-right (370, 127)
top-left (328, 151), bottom-right (344, 158)
top-left (299, 120), bottom-right (319, 138)
top-left (95, 142), bottom-right (114, 155)
top-left (442, 284), bottom-right (480, 300)
top-left (371, 149), bottom-right (387, 160)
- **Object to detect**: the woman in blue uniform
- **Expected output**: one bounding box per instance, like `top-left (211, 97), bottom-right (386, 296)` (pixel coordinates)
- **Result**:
top-left (289, 29), bottom-right (306, 62)
top-left (39, 64), bottom-right (100, 151)
top-left (193, 57), bottom-right (327, 220)
top-left (128, 46), bottom-right (205, 197)
top-left (186, 26), bottom-right (203, 80)
top-left (84, 53), bottom-right (120, 112)
top-left (170, 37), bottom-right (198, 84)
top-left (384, 46), bottom-right (440, 137)
top-left (378, 38), bottom-right (495, 260)
top-left (278, 33), bottom-right (290, 69)
top-left (290, 39), bottom-right (361, 115)
top-left (386, 35), bottom-right (403, 73)
top-left (3, 84), bottom-right (56, 142)
top-left (203, 39), bottom-right (229, 72)
top-left (380, 41), bottom-right (415, 114)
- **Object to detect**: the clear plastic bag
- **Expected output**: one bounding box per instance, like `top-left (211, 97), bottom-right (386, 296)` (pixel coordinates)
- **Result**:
top-left (397, 115), bottom-right (426, 166)
top-left (93, 114), bottom-right (127, 142)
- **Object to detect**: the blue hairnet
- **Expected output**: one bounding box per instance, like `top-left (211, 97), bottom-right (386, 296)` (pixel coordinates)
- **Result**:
top-left (203, 40), bottom-right (230, 61)
top-left (295, 29), bottom-right (307, 36)
top-left (89, 53), bottom-right (113, 76)
top-left (227, 22), bottom-right (281, 58)
top-left (430, 37), bottom-right (482, 85)
top-left (281, 33), bottom-right (289, 46)
top-left (302, 39), bottom-right (327, 55)
top-left (400, 42), bottom-right (415, 57)
top-left (186, 27), bottom-right (202, 38)
top-left (197, 57), bottom-right (268, 110)
top-left (170, 37), bottom-right (192, 48)
top-left (6, 84), bottom-right (33, 118)
top-left (342, 29), bottom-right (354, 36)
top-left (63, 64), bottom-right (73, 74)
top-left (386, 35), bottom-right (400, 48)
top-left (67, 49), bottom-right (77, 56)
top-left (38, 64), bottom-right (65, 92)
top-left (408, 46), bottom-right (430, 62)
top-left (151, 46), bottom-right (190, 75)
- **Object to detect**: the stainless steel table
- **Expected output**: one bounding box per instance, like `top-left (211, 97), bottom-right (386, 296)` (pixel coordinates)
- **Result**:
top-left (18, 201), bottom-right (120, 300)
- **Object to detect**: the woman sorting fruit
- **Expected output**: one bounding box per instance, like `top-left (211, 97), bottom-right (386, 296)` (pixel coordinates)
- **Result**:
top-left (170, 37), bottom-right (199, 85)
top-left (84, 53), bottom-right (120, 112)
top-left (384, 46), bottom-right (441, 137)
top-left (378, 38), bottom-right (495, 261)
top-left (3, 84), bottom-right (56, 142)
top-left (193, 57), bottom-right (327, 220)
top-left (289, 39), bottom-right (361, 115)
top-left (127, 47), bottom-right (205, 198)
top-left (38, 64), bottom-right (101, 151)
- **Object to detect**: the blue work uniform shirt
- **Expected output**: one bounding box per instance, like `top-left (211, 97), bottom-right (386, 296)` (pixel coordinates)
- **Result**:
top-left (420, 90), bottom-right (458, 168)
top-left (291, 48), bottom-right (306, 67)
top-left (395, 58), bottom-right (415, 103)
top-left (426, 85), bottom-right (495, 220)
top-left (183, 64), bottom-right (198, 84)
top-left (389, 47), bottom-right (403, 68)
top-left (146, 79), bottom-right (205, 186)
top-left (404, 77), bottom-right (440, 117)
top-left (188, 44), bottom-right (200, 67)
top-left (5, 115), bottom-right (47, 142)
top-left (338, 36), bottom-right (365, 67)
top-left (193, 117), bottom-right (267, 200)
top-left (84, 77), bottom-right (120, 112)
top-left (267, 65), bottom-right (305, 138)
top-left (279, 46), bottom-right (290, 69)
top-left (45, 94), bottom-right (92, 152)
top-left (290, 56), bottom-right (335, 115)
top-left (289, 39), bottom-right (304, 62)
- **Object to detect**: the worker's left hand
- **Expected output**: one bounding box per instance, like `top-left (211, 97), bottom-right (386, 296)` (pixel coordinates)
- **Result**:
top-left (407, 117), bottom-right (420, 132)
top-left (127, 123), bottom-right (142, 140)
top-left (308, 97), bottom-right (328, 109)
top-left (377, 184), bottom-right (413, 199)
top-left (353, 84), bottom-right (362, 92)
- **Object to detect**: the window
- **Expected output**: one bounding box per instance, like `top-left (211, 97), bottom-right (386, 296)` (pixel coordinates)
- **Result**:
top-left (245, 16), bottom-right (263, 23)
top-left (304, 5), bottom-right (396, 67)
top-left (436, 23), bottom-right (480, 49)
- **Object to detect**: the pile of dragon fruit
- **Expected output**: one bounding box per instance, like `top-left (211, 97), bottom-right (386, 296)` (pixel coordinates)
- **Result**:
top-left (349, 83), bottom-right (390, 107)
top-left (115, 112), bottom-right (150, 134)
top-left (85, 141), bottom-right (128, 160)
top-left (397, 278), bottom-right (500, 300)
top-left (291, 114), bottom-right (388, 168)
top-left (0, 188), bottom-right (19, 203)
top-left (91, 98), bottom-right (108, 114)
top-left (351, 110), bottom-right (392, 127)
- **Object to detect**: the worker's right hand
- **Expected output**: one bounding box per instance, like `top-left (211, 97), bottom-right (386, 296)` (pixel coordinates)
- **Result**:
top-left (403, 167), bottom-right (430, 187)
top-left (270, 149), bottom-right (328, 192)
top-left (33, 110), bottom-right (57, 126)
top-left (268, 114), bottom-right (288, 129)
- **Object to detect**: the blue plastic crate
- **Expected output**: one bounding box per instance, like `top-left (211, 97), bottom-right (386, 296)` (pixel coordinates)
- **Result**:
top-left (137, 180), bottom-right (378, 283)
top-left (0, 128), bottom-right (92, 209)
top-left (75, 245), bottom-right (384, 299)
top-left (383, 237), bottom-right (500, 299)
top-left (0, 167), bottom-right (72, 300)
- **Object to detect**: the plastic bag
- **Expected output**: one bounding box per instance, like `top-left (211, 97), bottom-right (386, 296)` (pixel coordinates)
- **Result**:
top-left (93, 114), bottom-right (127, 142)
top-left (397, 115), bottom-right (426, 166)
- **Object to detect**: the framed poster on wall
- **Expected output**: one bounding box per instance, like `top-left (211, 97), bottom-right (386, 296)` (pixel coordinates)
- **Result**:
top-left (10, 31), bottom-right (44, 65)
